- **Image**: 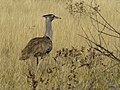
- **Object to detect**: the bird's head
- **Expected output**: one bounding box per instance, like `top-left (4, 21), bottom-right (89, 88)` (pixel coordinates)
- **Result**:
top-left (43, 14), bottom-right (61, 21)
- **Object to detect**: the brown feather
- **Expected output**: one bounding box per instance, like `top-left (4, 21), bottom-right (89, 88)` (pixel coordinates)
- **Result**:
top-left (19, 36), bottom-right (52, 60)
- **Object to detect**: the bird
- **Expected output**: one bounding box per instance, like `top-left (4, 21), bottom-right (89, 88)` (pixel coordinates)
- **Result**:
top-left (19, 14), bottom-right (61, 65)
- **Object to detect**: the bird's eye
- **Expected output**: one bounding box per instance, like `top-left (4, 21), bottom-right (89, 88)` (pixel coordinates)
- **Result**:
top-left (51, 15), bottom-right (54, 18)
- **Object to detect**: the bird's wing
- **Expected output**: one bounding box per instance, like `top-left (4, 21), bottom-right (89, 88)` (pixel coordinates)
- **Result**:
top-left (20, 37), bottom-right (52, 59)
top-left (21, 37), bottom-right (44, 54)
top-left (31, 37), bottom-right (52, 56)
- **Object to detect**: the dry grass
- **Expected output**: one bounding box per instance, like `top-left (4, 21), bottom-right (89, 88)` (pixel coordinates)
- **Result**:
top-left (0, 0), bottom-right (120, 90)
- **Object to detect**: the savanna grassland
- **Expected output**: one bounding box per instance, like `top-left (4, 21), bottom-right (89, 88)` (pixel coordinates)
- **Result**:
top-left (0, 0), bottom-right (120, 90)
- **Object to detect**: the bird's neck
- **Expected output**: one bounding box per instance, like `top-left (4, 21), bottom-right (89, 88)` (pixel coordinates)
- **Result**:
top-left (44, 18), bottom-right (52, 40)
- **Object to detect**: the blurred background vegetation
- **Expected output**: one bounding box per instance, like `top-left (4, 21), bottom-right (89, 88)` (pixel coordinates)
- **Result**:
top-left (0, 0), bottom-right (120, 90)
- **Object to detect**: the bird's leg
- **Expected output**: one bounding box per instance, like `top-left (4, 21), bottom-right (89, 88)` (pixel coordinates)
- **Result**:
top-left (37, 57), bottom-right (39, 65)
top-left (35, 57), bottom-right (43, 74)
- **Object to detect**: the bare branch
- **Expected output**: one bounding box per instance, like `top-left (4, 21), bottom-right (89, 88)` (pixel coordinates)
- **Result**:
top-left (80, 26), bottom-right (92, 47)
top-left (77, 34), bottom-right (120, 63)
top-left (86, 4), bottom-right (120, 35)
top-left (102, 63), bottom-right (120, 72)
top-left (98, 31), bottom-right (120, 38)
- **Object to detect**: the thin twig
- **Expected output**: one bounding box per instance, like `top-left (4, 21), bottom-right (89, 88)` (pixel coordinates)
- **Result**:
top-left (77, 34), bottom-right (120, 63)
top-left (86, 4), bottom-right (120, 35)
top-left (99, 25), bottom-right (108, 49)
top-left (88, 27), bottom-right (97, 43)
top-left (98, 31), bottom-right (120, 38)
top-left (102, 63), bottom-right (120, 72)
top-left (80, 26), bottom-right (92, 47)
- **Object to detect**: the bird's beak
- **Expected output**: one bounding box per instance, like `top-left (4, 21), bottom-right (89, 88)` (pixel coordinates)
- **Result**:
top-left (55, 16), bottom-right (61, 19)
top-left (43, 15), bottom-right (46, 17)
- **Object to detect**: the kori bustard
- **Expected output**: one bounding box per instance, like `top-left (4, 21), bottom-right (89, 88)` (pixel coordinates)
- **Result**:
top-left (19, 14), bottom-right (61, 65)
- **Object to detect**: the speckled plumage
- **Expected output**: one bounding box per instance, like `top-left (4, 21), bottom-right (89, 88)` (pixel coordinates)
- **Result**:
top-left (19, 36), bottom-right (52, 60)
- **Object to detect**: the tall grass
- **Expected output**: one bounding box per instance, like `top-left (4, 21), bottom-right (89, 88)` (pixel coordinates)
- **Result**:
top-left (0, 0), bottom-right (120, 90)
